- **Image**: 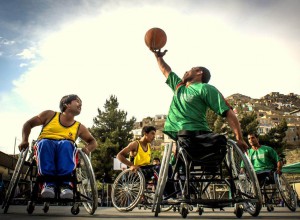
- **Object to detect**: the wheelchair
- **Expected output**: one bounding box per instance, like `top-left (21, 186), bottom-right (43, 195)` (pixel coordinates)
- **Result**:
top-left (111, 165), bottom-right (173, 212)
top-left (152, 133), bottom-right (263, 218)
top-left (1, 140), bottom-right (98, 215)
top-left (259, 170), bottom-right (297, 212)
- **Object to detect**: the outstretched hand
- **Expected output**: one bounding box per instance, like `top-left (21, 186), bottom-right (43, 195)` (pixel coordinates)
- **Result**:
top-left (151, 48), bottom-right (168, 58)
top-left (236, 140), bottom-right (249, 153)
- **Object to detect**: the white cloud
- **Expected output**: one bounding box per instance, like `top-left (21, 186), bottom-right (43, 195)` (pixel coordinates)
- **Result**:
top-left (1, 2), bottom-right (300, 154)
top-left (17, 47), bottom-right (37, 60)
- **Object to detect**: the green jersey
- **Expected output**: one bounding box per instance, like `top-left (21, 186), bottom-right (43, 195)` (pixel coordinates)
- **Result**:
top-left (164, 72), bottom-right (231, 140)
top-left (248, 145), bottom-right (280, 172)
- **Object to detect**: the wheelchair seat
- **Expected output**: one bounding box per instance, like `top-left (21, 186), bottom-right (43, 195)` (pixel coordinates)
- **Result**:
top-left (177, 131), bottom-right (227, 166)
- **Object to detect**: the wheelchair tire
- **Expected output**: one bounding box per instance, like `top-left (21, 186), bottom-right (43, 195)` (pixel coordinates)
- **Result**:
top-left (275, 173), bottom-right (297, 212)
top-left (2, 148), bottom-right (29, 214)
top-left (226, 140), bottom-right (262, 217)
top-left (111, 169), bottom-right (145, 212)
top-left (76, 150), bottom-right (98, 215)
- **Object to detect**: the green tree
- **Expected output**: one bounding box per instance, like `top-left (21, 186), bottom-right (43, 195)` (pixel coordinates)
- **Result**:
top-left (259, 119), bottom-right (288, 157)
top-left (89, 95), bottom-right (136, 182)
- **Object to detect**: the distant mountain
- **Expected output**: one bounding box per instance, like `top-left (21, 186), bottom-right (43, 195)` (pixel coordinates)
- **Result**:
top-left (226, 92), bottom-right (300, 113)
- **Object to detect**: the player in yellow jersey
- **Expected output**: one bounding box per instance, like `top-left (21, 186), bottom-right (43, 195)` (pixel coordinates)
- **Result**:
top-left (117, 126), bottom-right (156, 172)
top-left (18, 94), bottom-right (97, 199)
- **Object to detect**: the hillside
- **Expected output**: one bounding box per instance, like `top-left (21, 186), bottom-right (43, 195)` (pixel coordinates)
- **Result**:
top-left (226, 92), bottom-right (300, 114)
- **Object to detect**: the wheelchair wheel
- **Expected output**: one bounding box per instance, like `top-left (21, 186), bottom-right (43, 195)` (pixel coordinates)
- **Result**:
top-left (76, 150), bottom-right (98, 215)
top-left (226, 140), bottom-right (262, 217)
top-left (274, 173), bottom-right (297, 212)
top-left (2, 148), bottom-right (29, 214)
top-left (111, 169), bottom-right (145, 212)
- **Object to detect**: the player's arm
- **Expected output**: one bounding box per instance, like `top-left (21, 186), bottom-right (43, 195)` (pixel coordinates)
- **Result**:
top-left (151, 49), bottom-right (171, 78)
top-left (78, 124), bottom-right (97, 155)
top-left (18, 110), bottom-right (55, 151)
top-left (117, 141), bottom-right (139, 171)
top-left (225, 109), bottom-right (249, 152)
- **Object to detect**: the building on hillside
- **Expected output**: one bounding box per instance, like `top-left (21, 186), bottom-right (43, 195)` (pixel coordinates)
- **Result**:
top-left (0, 151), bottom-right (18, 184)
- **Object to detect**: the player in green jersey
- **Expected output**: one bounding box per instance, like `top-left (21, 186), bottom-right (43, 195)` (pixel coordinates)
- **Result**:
top-left (150, 49), bottom-right (249, 152)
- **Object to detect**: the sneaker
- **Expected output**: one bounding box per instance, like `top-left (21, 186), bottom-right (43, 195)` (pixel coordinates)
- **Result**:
top-left (167, 197), bottom-right (179, 204)
top-left (41, 186), bottom-right (55, 198)
top-left (60, 185), bottom-right (73, 199)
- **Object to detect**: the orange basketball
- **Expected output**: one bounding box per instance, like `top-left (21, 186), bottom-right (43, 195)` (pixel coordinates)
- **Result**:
top-left (144, 27), bottom-right (167, 50)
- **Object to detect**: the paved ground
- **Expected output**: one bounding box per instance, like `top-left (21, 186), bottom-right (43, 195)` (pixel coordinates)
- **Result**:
top-left (1, 205), bottom-right (300, 220)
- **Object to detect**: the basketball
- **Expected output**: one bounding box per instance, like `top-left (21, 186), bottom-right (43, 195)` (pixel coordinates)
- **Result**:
top-left (144, 27), bottom-right (167, 50)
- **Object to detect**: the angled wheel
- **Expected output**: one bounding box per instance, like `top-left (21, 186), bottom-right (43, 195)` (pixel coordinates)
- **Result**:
top-left (275, 173), bottom-right (297, 212)
top-left (76, 150), bottom-right (98, 215)
top-left (2, 148), bottom-right (29, 214)
top-left (226, 140), bottom-right (262, 217)
top-left (111, 169), bottom-right (145, 212)
top-left (153, 142), bottom-right (173, 216)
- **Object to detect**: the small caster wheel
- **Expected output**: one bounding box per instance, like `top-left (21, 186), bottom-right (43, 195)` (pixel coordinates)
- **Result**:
top-left (42, 202), bottom-right (50, 213)
top-left (234, 204), bottom-right (244, 218)
top-left (71, 205), bottom-right (80, 215)
top-left (180, 207), bottom-right (188, 218)
top-left (27, 201), bottom-right (35, 214)
top-left (267, 204), bottom-right (274, 212)
top-left (198, 207), bottom-right (204, 215)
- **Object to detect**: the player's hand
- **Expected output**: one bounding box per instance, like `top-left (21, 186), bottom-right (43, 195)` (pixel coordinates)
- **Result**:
top-left (129, 165), bottom-right (140, 173)
top-left (18, 141), bottom-right (29, 152)
top-left (236, 140), bottom-right (249, 153)
top-left (82, 147), bottom-right (90, 155)
top-left (151, 48), bottom-right (168, 58)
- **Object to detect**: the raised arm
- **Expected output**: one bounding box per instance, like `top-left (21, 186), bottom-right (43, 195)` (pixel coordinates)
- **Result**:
top-left (225, 109), bottom-right (249, 152)
top-left (152, 49), bottom-right (172, 78)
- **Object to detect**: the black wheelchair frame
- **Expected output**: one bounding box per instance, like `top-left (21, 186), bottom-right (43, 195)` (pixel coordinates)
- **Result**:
top-left (152, 137), bottom-right (263, 218)
top-left (259, 170), bottom-right (297, 212)
top-left (1, 141), bottom-right (98, 215)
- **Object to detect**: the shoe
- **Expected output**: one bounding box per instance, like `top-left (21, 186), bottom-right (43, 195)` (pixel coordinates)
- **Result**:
top-left (167, 197), bottom-right (179, 204)
top-left (60, 185), bottom-right (73, 199)
top-left (41, 186), bottom-right (55, 198)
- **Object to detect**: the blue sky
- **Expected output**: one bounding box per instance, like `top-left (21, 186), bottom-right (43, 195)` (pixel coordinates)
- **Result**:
top-left (1, 0), bottom-right (300, 154)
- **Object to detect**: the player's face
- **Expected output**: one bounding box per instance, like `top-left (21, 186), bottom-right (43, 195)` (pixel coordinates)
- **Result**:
top-left (182, 67), bottom-right (202, 84)
top-left (145, 130), bottom-right (156, 143)
top-left (69, 98), bottom-right (82, 115)
top-left (248, 134), bottom-right (259, 147)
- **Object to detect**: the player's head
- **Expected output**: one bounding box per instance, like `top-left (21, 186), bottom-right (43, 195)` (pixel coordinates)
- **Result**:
top-left (59, 94), bottom-right (81, 112)
top-left (142, 126), bottom-right (156, 135)
top-left (153, 157), bottom-right (160, 165)
top-left (199, 66), bottom-right (211, 83)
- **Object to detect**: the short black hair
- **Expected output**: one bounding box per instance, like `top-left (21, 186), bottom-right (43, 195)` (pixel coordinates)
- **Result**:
top-left (153, 157), bottom-right (160, 162)
top-left (142, 126), bottom-right (156, 135)
top-left (59, 94), bottom-right (81, 112)
top-left (200, 66), bottom-right (211, 83)
top-left (248, 132), bottom-right (258, 138)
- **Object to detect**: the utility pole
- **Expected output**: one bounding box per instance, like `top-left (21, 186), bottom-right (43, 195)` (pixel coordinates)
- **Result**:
top-left (14, 137), bottom-right (17, 158)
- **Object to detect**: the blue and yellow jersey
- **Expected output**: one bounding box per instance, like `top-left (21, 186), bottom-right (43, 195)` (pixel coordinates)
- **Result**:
top-left (38, 112), bottom-right (80, 142)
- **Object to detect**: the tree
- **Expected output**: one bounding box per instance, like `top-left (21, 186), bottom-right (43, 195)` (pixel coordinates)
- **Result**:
top-left (89, 95), bottom-right (136, 182)
top-left (259, 119), bottom-right (288, 157)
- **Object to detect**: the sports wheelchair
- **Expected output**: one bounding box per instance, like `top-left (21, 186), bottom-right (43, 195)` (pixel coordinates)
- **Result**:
top-left (152, 132), bottom-right (263, 218)
top-left (1, 141), bottom-right (98, 215)
top-left (258, 170), bottom-right (297, 212)
top-left (111, 165), bottom-right (173, 212)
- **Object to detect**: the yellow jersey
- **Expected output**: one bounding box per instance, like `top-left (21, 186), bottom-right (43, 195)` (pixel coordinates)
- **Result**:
top-left (133, 141), bottom-right (151, 166)
top-left (38, 112), bottom-right (80, 142)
